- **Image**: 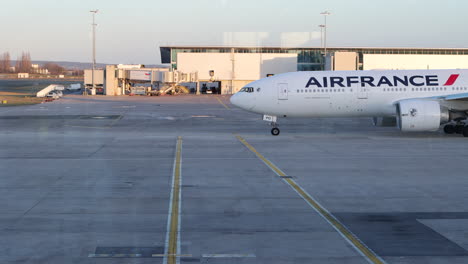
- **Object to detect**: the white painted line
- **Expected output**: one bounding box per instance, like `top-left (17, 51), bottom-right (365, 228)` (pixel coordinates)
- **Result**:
top-left (88, 254), bottom-right (143, 258)
top-left (0, 109), bottom-right (15, 114)
top-left (202, 254), bottom-right (256, 258)
top-left (152, 254), bottom-right (192, 258)
top-left (191, 115), bottom-right (216, 118)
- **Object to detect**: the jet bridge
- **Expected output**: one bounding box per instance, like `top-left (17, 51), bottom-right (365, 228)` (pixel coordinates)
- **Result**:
top-left (104, 65), bottom-right (198, 96)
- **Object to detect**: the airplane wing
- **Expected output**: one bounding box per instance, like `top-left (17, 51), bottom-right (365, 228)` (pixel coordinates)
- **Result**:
top-left (439, 93), bottom-right (468, 101)
top-left (432, 93), bottom-right (468, 111)
top-left (395, 93), bottom-right (468, 111)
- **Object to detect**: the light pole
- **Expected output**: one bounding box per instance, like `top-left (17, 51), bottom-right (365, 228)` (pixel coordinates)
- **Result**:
top-left (89, 10), bottom-right (98, 96)
top-left (320, 11), bottom-right (331, 56)
top-left (318, 24), bottom-right (325, 49)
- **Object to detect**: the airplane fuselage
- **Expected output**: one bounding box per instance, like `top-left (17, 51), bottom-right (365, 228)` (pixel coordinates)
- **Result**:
top-left (232, 69), bottom-right (468, 117)
top-left (230, 69), bottom-right (468, 136)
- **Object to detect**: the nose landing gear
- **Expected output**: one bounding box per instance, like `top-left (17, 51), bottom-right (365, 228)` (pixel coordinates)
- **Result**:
top-left (271, 123), bottom-right (280, 136)
top-left (263, 115), bottom-right (280, 136)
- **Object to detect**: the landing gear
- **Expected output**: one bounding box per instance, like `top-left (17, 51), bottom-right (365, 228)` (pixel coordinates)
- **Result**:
top-left (270, 121), bottom-right (280, 136)
top-left (444, 121), bottom-right (468, 137)
top-left (263, 115), bottom-right (280, 136)
top-left (463, 126), bottom-right (468, 138)
top-left (271, 127), bottom-right (280, 136)
top-left (455, 125), bottom-right (465, 134)
top-left (444, 124), bottom-right (455, 134)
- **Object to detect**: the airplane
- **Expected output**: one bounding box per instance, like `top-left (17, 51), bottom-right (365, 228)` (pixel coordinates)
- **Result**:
top-left (229, 69), bottom-right (468, 137)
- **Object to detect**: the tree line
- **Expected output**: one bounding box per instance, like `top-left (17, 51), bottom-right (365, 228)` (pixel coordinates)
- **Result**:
top-left (0, 51), bottom-right (70, 75)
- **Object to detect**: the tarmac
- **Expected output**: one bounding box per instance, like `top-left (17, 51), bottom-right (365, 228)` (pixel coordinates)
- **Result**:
top-left (1, 94), bottom-right (468, 264)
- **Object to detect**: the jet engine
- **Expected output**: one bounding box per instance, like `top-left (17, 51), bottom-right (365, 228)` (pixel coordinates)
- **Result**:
top-left (397, 100), bottom-right (449, 132)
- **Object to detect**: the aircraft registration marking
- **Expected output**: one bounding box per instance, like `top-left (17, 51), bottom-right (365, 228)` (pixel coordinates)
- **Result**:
top-left (236, 135), bottom-right (387, 264)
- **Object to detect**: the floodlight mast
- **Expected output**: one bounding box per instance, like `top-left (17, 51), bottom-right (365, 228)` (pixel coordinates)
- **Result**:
top-left (89, 10), bottom-right (98, 96)
top-left (320, 11), bottom-right (331, 57)
top-left (318, 24), bottom-right (325, 49)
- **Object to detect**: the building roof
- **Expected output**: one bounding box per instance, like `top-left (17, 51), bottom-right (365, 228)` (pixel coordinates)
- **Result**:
top-left (160, 46), bottom-right (468, 64)
top-left (161, 45), bottom-right (468, 50)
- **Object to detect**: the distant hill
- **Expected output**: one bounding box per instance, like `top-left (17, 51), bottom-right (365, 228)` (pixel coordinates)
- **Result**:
top-left (11, 61), bottom-right (168, 70)
top-left (32, 61), bottom-right (107, 70)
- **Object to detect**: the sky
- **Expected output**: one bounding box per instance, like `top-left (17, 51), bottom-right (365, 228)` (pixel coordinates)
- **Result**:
top-left (0, 0), bottom-right (467, 64)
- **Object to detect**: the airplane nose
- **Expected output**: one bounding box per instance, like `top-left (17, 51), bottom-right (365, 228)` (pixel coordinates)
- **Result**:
top-left (230, 93), bottom-right (240, 107)
top-left (230, 92), bottom-right (255, 111)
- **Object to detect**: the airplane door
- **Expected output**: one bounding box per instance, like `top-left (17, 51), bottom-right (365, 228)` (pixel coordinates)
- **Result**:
top-left (355, 83), bottom-right (368, 113)
top-left (278, 83), bottom-right (288, 100)
top-left (357, 85), bottom-right (368, 99)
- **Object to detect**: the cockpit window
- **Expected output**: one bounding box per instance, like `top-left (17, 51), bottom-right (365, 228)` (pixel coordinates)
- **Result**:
top-left (240, 87), bottom-right (254, 93)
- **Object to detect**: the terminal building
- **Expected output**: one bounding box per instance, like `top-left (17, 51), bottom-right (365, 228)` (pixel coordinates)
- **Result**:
top-left (94, 46), bottom-right (468, 96)
top-left (160, 46), bottom-right (468, 94)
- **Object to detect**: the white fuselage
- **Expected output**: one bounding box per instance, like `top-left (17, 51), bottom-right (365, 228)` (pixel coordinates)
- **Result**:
top-left (230, 69), bottom-right (468, 118)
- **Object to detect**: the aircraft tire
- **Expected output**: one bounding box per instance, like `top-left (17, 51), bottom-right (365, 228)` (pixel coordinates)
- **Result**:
top-left (271, 127), bottom-right (280, 136)
top-left (455, 125), bottom-right (464, 134)
top-left (444, 125), bottom-right (455, 134)
top-left (463, 126), bottom-right (468, 138)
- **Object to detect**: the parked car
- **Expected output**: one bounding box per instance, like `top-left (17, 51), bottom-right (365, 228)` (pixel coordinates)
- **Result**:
top-left (46, 91), bottom-right (59, 99)
top-left (205, 87), bottom-right (217, 94)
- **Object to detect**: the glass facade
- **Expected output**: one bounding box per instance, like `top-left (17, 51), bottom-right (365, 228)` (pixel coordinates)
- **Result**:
top-left (160, 47), bottom-right (468, 71)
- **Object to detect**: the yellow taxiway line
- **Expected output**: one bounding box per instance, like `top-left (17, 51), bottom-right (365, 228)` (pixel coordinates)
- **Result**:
top-left (165, 136), bottom-right (183, 264)
top-left (216, 97), bottom-right (230, 110)
top-left (236, 135), bottom-right (386, 264)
